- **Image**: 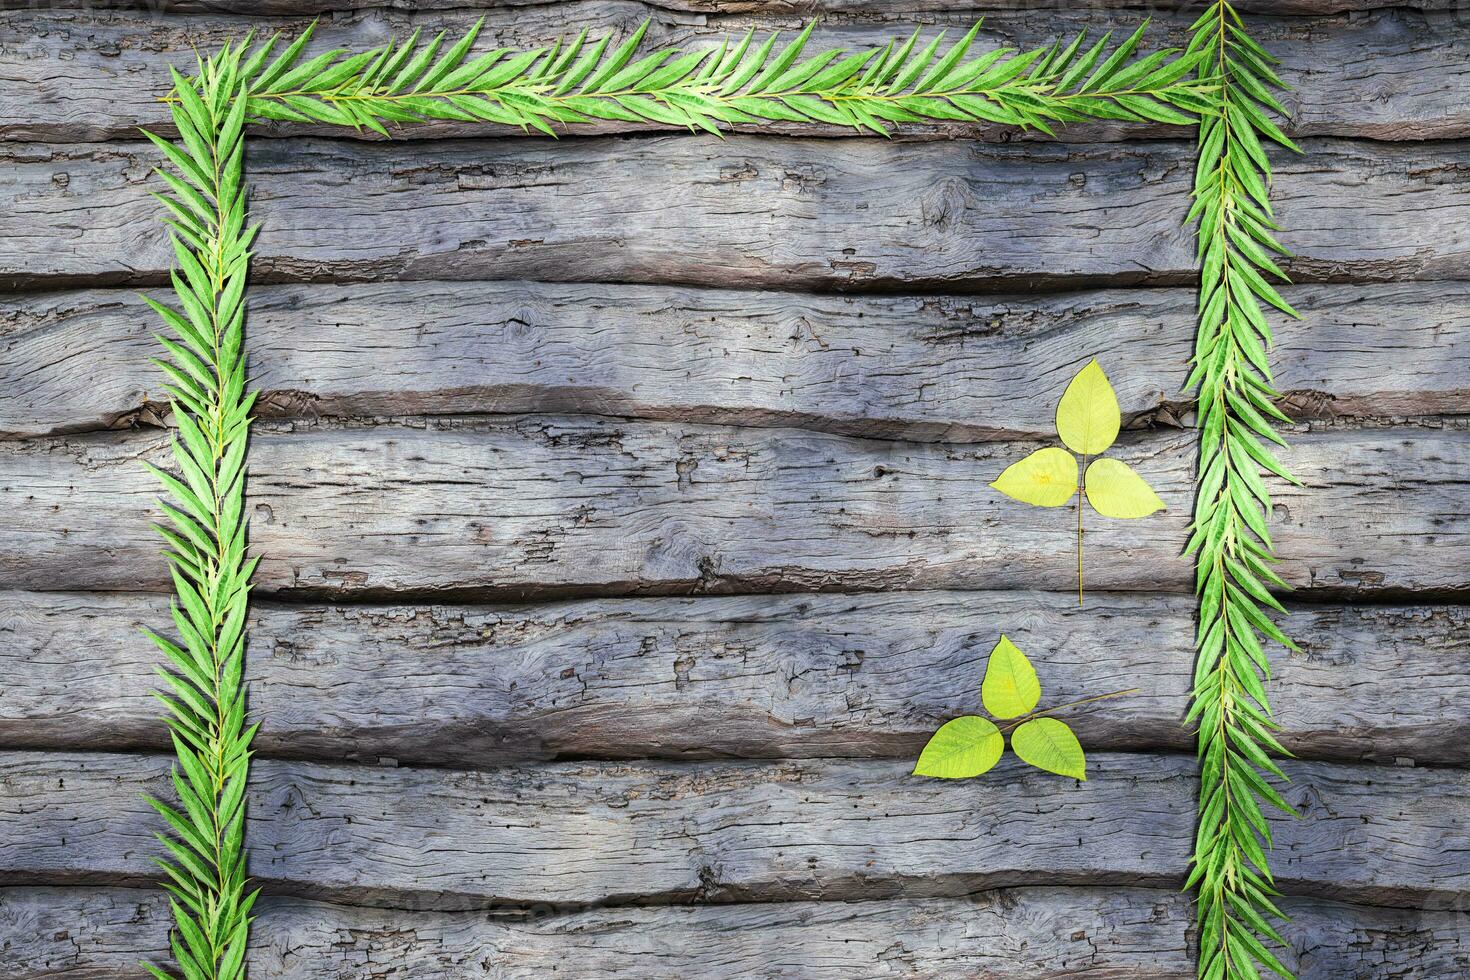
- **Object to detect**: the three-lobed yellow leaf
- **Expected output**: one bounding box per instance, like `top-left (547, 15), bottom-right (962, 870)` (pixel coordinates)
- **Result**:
top-left (912, 715), bottom-right (1004, 778)
top-left (989, 446), bottom-right (1077, 508)
top-left (981, 635), bottom-right (1040, 719)
top-left (989, 359), bottom-right (1166, 601)
top-left (914, 636), bottom-right (1093, 782)
top-left (1055, 359), bottom-right (1120, 455)
top-left (1084, 457), bottom-right (1166, 519)
top-left (1010, 717), bottom-right (1087, 780)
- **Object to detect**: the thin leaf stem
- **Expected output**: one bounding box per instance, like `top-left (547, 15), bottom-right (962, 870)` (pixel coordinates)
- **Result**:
top-left (998, 687), bottom-right (1138, 734)
top-left (1077, 455), bottom-right (1087, 606)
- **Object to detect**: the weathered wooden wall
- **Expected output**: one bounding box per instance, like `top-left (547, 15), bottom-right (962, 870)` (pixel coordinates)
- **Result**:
top-left (1, 1), bottom-right (1467, 977)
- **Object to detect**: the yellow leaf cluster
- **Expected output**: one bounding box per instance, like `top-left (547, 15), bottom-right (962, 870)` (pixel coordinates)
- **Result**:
top-left (990, 359), bottom-right (1165, 519)
top-left (913, 636), bottom-right (1089, 781)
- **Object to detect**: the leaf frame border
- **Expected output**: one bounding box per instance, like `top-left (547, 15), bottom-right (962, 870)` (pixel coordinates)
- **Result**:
top-left (137, 7), bottom-right (1300, 978)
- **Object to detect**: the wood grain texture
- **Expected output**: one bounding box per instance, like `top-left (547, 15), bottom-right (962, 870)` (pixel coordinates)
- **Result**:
top-left (0, 421), bottom-right (1464, 599)
top-left (3, 6), bottom-right (1466, 142)
top-left (4, 136), bottom-right (1468, 292)
top-left (6, 884), bottom-right (1469, 979)
top-left (3, 280), bottom-right (1466, 441)
top-left (2, 751), bottom-right (1467, 909)
top-left (0, 0), bottom-right (1463, 971)
top-left (651, 0), bottom-right (1462, 10)
top-left (2, 0), bottom-right (1459, 29)
top-left (3, 590), bottom-right (1466, 766)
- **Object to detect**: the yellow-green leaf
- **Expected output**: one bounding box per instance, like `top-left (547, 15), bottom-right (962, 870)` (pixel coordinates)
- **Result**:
top-left (990, 446), bottom-right (1078, 508)
top-left (981, 635), bottom-right (1040, 719)
top-left (1011, 717), bottom-right (1086, 780)
top-left (912, 716), bottom-right (1004, 779)
top-left (1084, 457), bottom-right (1166, 519)
top-left (1055, 359), bottom-right (1120, 455)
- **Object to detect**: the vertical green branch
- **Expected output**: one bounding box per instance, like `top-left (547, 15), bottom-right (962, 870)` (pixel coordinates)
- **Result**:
top-left (141, 41), bottom-right (261, 980)
top-left (1183, 3), bottom-right (1303, 979)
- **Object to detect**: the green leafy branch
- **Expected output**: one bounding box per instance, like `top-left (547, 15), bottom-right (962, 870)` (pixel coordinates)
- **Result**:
top-left (174, 18), bottom-right (1220, 138)
top-left (140, 43), bottom-right (260, 980)
top-left (1181, 3), bottom-right (1304, 979)
top-left (914, 635), bottom-right (1136, 781)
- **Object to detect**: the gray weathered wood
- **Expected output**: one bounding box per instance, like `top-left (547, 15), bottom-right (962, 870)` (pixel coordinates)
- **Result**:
top-left (663, 0), bottom-right (1461, 10)
top-left (2, 751), bottom-right (1466, 909)
top-left (6, 884), bottom-right (1469, 979)
top-left (3, 280), bottom-right (1466, 441)
top-left (0, 422), bottom-right (1463, 598)
top-left (0, 885), bottom-right (1196, 980)
top-left (2, 0), bottom-right (1456, 25)
top-left (4, 136), bottom-right (1467, 291)
top-left (3, 7), bottom-right (1465, 142)
top-left (1, 0), bottom-right (1463, 968)
top-left (3, 590), bottom-right (1466, 766)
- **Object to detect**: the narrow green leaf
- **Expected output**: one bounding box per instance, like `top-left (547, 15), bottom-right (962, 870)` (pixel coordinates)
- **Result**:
top-left (583, 20), bottom-right (650, 92)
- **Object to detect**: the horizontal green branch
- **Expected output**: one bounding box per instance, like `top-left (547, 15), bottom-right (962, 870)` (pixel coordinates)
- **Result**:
top-left (168, 18), bottom-right (1218, 137)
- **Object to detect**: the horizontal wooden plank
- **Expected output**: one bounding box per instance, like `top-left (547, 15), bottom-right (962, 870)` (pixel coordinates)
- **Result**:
top-left (633, 0), bottom-right (1454, 10)
top-left (0, 0), bottom-right (1446, 21)
top-left (3, 280), bottom-right (1466, 441)
top-left (3, 590), bottom-right (1466, 766)
top-left (3, 7), bottom-right (1465, 142)
top-left (1, 751), bottom-right (1465, 909)
top-left (6, 885), bottom-right (1468, 979)
top-left (3, 136), bottom-right (1467, 292)
top-left (2, 887), bottom-right (1198, 980)
top-left (0, 421), bottom-right (1464, 598)
top-left (683, 0), bottom-right (1466, 17)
